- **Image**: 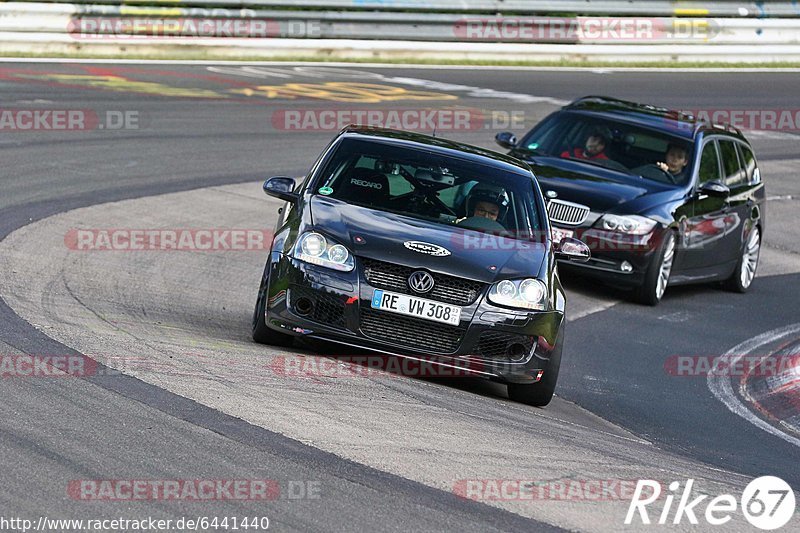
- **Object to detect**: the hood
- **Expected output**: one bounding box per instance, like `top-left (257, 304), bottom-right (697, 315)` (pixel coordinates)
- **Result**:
top-left (309, 196), bottom-right (547, 283)
top-left (518, 155), bottom-right (670, 213)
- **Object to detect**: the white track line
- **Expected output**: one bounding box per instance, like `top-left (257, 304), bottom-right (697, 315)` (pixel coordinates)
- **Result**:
top-left (707, 323), bottom-right (800, 448)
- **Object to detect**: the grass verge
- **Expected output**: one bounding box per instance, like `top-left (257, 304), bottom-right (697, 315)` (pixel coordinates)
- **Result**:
top-left (2, 51), bottom-right (800, 68)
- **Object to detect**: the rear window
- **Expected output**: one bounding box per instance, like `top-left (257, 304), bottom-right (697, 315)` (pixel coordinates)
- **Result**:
top-left (313, 138), bottom-right (543, 236)
top-left (737, 143), bottom-right (759, 185)
top-left (719, 140), bottom-right (747, 188)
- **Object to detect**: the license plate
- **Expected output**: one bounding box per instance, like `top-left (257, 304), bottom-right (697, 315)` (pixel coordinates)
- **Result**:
top-left (551, 226), bottom-right (574, 244)
top-left (370, 289), bottom-right (461, 326)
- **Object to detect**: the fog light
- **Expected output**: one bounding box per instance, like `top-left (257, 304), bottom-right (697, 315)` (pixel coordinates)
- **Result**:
top-left (620, 261), bottom-right (633, 273)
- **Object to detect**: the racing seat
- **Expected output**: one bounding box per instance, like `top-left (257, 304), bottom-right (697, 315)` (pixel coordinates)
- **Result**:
top-left (337, 167), bottom-right (390, 207)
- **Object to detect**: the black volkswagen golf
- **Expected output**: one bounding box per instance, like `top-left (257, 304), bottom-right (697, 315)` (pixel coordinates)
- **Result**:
top-left (252, 126), bottom-right (590, 406)
top-left (495, 96), bottom-right (765, 305)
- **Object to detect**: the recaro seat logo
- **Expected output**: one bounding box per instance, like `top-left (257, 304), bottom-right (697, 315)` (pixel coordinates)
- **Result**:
top-left (350, 179), bottom-right (382, 189)
top-left (625, 476), bottom-right (795, 529)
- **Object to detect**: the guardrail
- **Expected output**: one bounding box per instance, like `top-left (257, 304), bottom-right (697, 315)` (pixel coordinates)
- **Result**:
top-left (2, 3), bottom-right (800, 44)
top-left (2, 1), bottom-right (800, 61)
top-left (5, 0), bottom-right (800, 18)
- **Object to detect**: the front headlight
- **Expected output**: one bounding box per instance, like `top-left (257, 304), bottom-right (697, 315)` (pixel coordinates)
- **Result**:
top-left (596, 214), bottom-right (657, 235)
top-left (488, 278), bottom-right (548, 311)
top-left (293, 232), bottom-right (355, 272)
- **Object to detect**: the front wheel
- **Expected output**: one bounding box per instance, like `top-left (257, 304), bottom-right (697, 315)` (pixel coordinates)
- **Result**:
top-left (507, 346), bottom-right (562, 407)
top-left (723, 226), bottom-right (760, 293)
top-left (634, 231), bottom-right (676, 306)
top-left (252, 268), bottom-right (294, 347)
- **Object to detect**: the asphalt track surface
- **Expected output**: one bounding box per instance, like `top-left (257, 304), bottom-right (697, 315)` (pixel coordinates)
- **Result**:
top-left (1, 62), bottom-right (799, 531)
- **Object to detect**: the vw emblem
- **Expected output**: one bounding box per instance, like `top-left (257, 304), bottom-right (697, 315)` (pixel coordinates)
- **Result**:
top-left (546, 190), bottom-right (558, 199)
top-left (408, 271), bottom-right (435, 294)
top-left (404, 241), bottom-right (451, 257)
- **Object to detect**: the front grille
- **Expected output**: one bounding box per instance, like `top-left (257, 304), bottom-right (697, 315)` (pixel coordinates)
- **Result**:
top-left (359, 308), bottom-right (464, 354)
top-left (290, 286), bottom-right (347, 329)
top-left (361, 258), bottom-right (484, 306)
top-left (547, 199), bottom-right (590, 226)
top-left (478, 331), bottom-right (536, 360)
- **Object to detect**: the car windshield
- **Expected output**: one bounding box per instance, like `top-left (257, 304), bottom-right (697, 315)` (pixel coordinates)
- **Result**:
top-left (313, 137), bottom-right (543, 237)
top-left (518, 112), bottom-right (695, 185)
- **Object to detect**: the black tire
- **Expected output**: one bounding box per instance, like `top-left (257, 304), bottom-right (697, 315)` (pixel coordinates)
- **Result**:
top-left (723, 226), bottom-right (761, 293)
top-left (507, 342), bottom-right (562, 407)
top-left (252, 267), bottom-right (294, 347)
top-left (633, 231), bottom-right (676, 306)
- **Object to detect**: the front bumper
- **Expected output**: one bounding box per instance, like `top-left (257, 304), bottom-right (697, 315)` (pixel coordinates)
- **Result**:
top-left (555, 226), bottom-right (667, 286)
top-left (263, 253), bottom-right (564, 385)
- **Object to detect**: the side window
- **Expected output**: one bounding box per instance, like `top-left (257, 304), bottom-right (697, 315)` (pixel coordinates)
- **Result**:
top-left (737, 143), bottom-right (759, 184)
top-left (698, 141), bottom-right (721, 184)
top-left (719, 140), bottom-right (746, 188)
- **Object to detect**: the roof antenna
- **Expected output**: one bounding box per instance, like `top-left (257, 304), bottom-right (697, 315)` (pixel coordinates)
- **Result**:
top-left (432, 127), bottom-right (437, 138)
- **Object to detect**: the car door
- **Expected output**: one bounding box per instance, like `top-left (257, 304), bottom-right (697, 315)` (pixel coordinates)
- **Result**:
top-left (735, 141), bottom-right (766, 233)
top-left (682, 138), bottom-right (738, 270)
top-left (715, 139), bottom-right (752, 264)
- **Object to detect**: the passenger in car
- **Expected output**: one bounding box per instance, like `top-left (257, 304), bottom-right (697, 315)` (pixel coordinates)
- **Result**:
top-left (656, 143), bottom-right (690, 182)
top-left (561, 131), bottom-right (609, 161)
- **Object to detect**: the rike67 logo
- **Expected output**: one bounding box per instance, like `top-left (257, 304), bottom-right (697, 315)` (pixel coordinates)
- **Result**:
top-left (626, 476), bottom-right (795, 530)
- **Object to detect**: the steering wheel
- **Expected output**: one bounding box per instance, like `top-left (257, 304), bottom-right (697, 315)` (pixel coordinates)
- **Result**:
top-left (633, 164), bottom-right (677, 184)
top-left (655, 166), bottom-right (678, 184)
top-left (456, 216), bottom-right (507, 233)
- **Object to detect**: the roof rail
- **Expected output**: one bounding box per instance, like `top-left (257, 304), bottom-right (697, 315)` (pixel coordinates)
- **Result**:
top-left (567, 95), bottom-right (673, 114)
top-left (722, 122), bottom-right (743, 136)
top-left (566, 95), bottom-right (628, 107)
top-left (693, 120), bottom-right (743, 137)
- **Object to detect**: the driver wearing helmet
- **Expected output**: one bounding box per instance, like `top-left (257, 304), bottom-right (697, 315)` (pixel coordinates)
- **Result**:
top-left (457, 185), bottom-right (510, 231)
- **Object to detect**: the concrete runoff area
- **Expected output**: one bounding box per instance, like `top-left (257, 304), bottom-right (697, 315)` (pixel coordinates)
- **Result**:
top-left (1, 177), bottom-right (797, 530)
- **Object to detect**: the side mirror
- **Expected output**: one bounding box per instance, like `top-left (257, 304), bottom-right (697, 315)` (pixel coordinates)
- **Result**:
top-left (555, 237), bottom-right (590, 263)
top-left (263, 176), bottom-right (300, 203)
top-left (494, 131), bottom-right (518, 150)
top-left (699, 180), bottom-right (730, 198)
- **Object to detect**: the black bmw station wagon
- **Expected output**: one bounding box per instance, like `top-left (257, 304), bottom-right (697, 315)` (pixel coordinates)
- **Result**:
top-left (496, 96), bottom-right (765, 305)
